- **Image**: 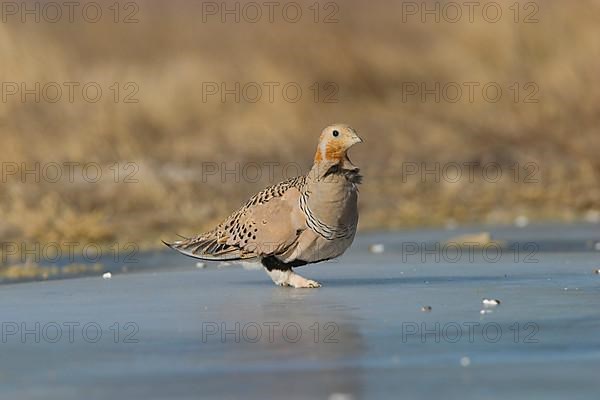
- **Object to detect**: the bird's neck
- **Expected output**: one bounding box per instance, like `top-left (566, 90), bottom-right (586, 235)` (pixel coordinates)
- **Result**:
top-left (311, 141), bottom-right (359, 183)
top-left (309, 155), bottom-right (359, 182)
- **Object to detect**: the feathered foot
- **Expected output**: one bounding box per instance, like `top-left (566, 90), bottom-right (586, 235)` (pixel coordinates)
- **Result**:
top-left (264, 268), bottom-right (322, 288)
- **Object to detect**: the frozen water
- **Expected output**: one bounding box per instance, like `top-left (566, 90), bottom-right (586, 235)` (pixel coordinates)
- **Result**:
top-left (0, 223), bottom-right (599, 399)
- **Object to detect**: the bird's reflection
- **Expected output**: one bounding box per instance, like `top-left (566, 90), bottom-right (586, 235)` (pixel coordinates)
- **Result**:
top-left (196, 286), bottom-right (365, 399)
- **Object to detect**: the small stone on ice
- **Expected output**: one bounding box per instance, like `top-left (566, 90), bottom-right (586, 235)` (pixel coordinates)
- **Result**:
top-left (421, 306), bottom-right (432, 312)
top-left (445, 219), bottom-right (458, 230)
top-left (594, 269), bottom-right (600, 275)
top-left (460, 356), bottom-right (471, 367)
top-left (369, 244), bottom-right (385, 254)
top-left (102, 272), bottom-right (112, 279)
top-left (328, 393), bottom-right (354, 400)
top-left (514, 215), bottom-right (529, 228)
top-left (196, 262), bottom-right (206, 269)
top-left (482, 298), bottom-right (501, 306)
top-left (584, 210), bottom-right (600, 223)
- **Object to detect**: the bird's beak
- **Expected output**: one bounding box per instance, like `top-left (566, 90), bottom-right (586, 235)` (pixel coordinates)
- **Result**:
top-left (351, 134), bottom-right (363, 145)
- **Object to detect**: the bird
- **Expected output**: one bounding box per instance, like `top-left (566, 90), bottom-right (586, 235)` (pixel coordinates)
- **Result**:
top-left (163, 124), bottom-right (363, 288)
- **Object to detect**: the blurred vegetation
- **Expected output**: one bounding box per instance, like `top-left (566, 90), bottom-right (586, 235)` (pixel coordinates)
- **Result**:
top-left (1, 0), bottom-right (599, 274)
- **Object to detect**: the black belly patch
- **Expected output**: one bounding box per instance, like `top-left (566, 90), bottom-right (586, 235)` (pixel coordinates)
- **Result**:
top-left (261, 256), bottom-right (308, 271)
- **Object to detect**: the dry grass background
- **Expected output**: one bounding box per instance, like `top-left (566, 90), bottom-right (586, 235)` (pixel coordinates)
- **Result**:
top-left (1, 0), bottom-right (599, 271)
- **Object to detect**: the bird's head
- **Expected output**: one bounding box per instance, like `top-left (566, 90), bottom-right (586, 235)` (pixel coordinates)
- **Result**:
top-left (313, 124), bottom-right (363, 171)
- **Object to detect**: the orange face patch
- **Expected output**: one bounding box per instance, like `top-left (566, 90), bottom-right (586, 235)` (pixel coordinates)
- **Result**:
top-left (314, 149), bottom-right (323, 163)
top-left (325, 140), bottom-right (345, 162)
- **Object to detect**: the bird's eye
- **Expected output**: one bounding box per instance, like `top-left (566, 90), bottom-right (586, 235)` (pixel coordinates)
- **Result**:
top-left (332, 130), bottom-right (339, 137)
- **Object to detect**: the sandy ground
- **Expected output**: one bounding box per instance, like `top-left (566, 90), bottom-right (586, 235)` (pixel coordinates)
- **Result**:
top-left (1, 224), bottom-right (599, 399)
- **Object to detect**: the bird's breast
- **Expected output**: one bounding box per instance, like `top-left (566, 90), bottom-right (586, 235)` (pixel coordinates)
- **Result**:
top-left (303, 179), bottom-right (358, 234)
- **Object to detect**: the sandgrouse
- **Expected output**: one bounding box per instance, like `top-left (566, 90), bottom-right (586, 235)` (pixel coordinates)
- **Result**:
top-left (164, 124), bottom-right (363, 288)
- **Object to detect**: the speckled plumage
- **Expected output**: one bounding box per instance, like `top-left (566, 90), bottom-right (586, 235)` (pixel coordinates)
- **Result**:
top-left (165, 124), bottom-right (363, 288)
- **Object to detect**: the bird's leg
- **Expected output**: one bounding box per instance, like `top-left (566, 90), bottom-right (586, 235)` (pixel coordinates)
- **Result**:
top-left (264, 268), bottom-right (321, 288)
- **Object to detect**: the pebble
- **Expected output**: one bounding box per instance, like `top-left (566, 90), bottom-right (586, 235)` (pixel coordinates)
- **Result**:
top-left (445, 219), bottom-right (458, 230)
top-left (584, 210), bottom-right (600, 223)
top-left (328, 394), bottom-right (354, 400)
top-left (447, 232), bottom-right (492, 247)
top-left (482, 298), bottom-right (501, 306)
top-left (102, 272), bottom-right (112, 279)
top-left (514, 215), bottom-right (529, 228)
top-left (594, 269), bottom-right (600, 275)
top-left (421, 306), bottom-right (432, 312)
top-left (369, 244), bottom-right (385, 254)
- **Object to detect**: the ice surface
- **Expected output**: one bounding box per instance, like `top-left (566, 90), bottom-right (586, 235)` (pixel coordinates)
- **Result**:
top-left (0, 224), bottom-right (599, 399)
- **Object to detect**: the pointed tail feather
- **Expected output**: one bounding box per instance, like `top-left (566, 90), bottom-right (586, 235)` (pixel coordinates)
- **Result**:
top-left (162, 235), bottom-right (252, 261)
